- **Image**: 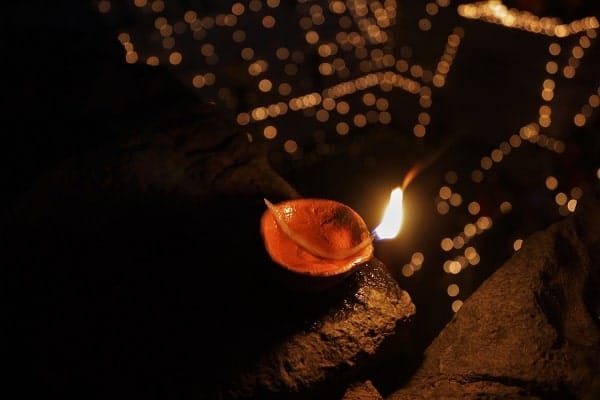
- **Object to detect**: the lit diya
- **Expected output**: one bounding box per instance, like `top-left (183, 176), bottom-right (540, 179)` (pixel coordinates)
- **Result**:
top-left (260, 187), bottom-right (404, 291)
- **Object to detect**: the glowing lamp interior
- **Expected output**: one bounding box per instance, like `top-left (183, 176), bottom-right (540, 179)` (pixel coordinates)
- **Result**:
top-left (373, 187), bottom-right (404, 240)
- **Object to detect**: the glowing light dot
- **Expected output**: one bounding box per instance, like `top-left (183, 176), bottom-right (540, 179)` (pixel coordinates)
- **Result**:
top-left (379, 112), bottom-right (392, 124)
top-left (426, 2), bottom-right (439, 15)
top-left (513, 239), bottom-right (523, 251)
top-left (574, 113), bottom-right (586, 127)
top-left (248, 63), bottom-right (261, 76)
top-left (336, 101), bottom-right (350, 115)
top-left (316, 109), bottom-right (329, 122)
top-left (437, 201), bottom-right (450, 215)
top-left (480, 156), bottom-right (493, 170)
top-left (152, 0), bottom-right (165, 12)
top-left (447, 284), bottom-right (459, 297)
top-left (305, 30), bottom-right (319, 44)
top-left (418, 112), bottom-right (431, 125)
top-left (452, 300), bottom-right (463, 313)
top-left (545, 176), bottom-right (558, 190)
top-left (439, 186), bottom-right (452, 200)
top-left (276, 47), bottom-right (290, 60)
top-left (249, 0), bottom-right (262, 12)
top-left (555, 192), bottom-right (567, 206)
top-left (477, 216), bottom-right (492, 230)
top-left (146, 56), bottom-right (159, 66)
top-left (278, 83), bottom-right (292, 96)
top-left (410, 65), bottom-right (423, 78)
top-left (499, 141), bottom-right (511, 155)
top-left (263, 125), bottom-right (277, 139)
top-left (322, 98), bottom-right (335, 111)
top-left (441, 238), bottom-right (453, 251)
top-left (448, 261), bottom-right (461, 274)
top-left (363, 93), bottom-right (376, 106)
top-left (542, 79), bottom-right (555, 90)
top-left (258, 79), bottom-right (272, 92)
top-left (411, 252), bottom-right (425, 267)
top-left (453, 236), bottom-right (465, 249)
top-left (567, 199), bottom-right (577, 212)
top-left (433, 74), bottom-right (446, 87)
top-left (546, 61), bottom-right (558, 74)
top-left (353, 114), bottom-right (367, 127)
top-left (449, 193), bottom-right (462, 207)
top-left (580, 36), bottom-right (591, 48)
top-left (236, 113), bottom-right (250, 126)
top-left (414, 124), bottom-right (426, 137)
top-left (402, 264), bottom-right (414, 277)
top-left (184, 10), bottom-right (197, 23)
top-left (376, 98), bottom-right (389, 111)
top-left (467, 202), bottom-right (480, 217)
top-left (464, 224), bottom-right (476, 237)
top-left (541, 88), bottom-right (554, 101)
top-left (125, 52), bottom-right (139, 64)
top-left (499, 201), bottom-right (512, 214)
top-left (491, 149), bottom-right (503, 162)
top-left (418, 18), bottom-right (431, 31)
top-left (396, 60), bottom-right (409, 72)
top-left (284, 140), bottom-right (298, 154)
top-left (539, 115), bottom-right (551, 127)
top-left (232, 3), bottom-right (245, 15)
top-left (570, 187), bottom-right (583, 199)
top-left (330, 1), bottom-right (346, 14)
top-left (252, 107), bottom-right (267, 120)
top-left (464, 246), bottom-right (477, 260)
top-left (548, 43), bottom-right (561, 55)
top-left (509, 134), bottom-right (522, 148)
top-left (563, 66), bottom-right (576, 78)
top-left (336, 122), bottom-right (349, 135)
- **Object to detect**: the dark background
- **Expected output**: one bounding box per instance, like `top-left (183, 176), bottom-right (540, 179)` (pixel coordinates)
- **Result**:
top-left (3, 0), bottom-right (600, 398)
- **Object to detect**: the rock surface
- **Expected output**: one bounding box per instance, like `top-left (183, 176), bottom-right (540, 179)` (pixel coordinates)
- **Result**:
top-left (387, 196), bottom-right (600, 400)
top-left (226, 258), bottom-right (415, 400)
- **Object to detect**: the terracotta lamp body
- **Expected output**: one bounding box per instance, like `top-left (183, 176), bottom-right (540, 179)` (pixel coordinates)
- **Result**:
top-left (260, 198), bottom-right (374, 291)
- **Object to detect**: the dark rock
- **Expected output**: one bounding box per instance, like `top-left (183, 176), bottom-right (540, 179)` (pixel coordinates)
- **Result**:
top-left (225, 258), bottom-right (415, 399)
top-left (387, 196), bottom-right (600, 400)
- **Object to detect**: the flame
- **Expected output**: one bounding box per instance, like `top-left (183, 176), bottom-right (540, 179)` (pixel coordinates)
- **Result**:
top-left (373, 187), bottom-right (404, 240)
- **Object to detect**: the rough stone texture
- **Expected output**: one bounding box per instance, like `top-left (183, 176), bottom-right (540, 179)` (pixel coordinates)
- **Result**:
top-left (226, 258), bottom-right (415, 399)
top-left (342, 380), bottom-right (384, 400)
top-left (387, 196), bottom-right (600, 400)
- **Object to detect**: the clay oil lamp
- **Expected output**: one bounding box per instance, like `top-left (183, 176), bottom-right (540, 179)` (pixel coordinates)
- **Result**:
top-left (260, 187), bottom-right (404, 291)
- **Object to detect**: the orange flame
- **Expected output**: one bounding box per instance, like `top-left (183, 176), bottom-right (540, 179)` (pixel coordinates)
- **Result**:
top-left (373, 187), bottom-right (404, 240)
